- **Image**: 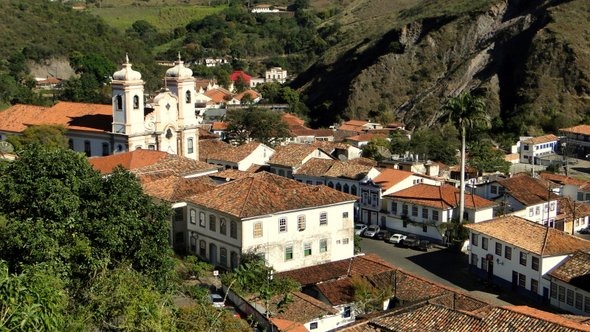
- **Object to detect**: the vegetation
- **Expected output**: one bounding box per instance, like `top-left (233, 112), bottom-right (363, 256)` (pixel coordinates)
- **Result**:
top-left (226, 107), bottom-right (291, 147)
top-left (6, 124), bottom-right (69, 151)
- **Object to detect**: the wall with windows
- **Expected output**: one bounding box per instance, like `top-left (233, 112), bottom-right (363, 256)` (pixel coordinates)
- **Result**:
top-left (241, 202), bottom-right (355, 272)
top-left (511, 200), bottom-right (558, 226)
top-left (548, 279), bottom-right (590, 316)
top-left (519, 140), bottom-right (557, 163)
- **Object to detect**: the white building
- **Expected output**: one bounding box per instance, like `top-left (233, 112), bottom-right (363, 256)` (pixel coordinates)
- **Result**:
top-left (519, 134), bottom-right (558, 164)
top-left (185, 172), bottom-right (357, 272)
top-left (265, 67), bottom-right (288, 84)
top-left (465, 216), bottom-right (590, 303)
top-left (206, 141), bottom-right (275, 171)
top-left (382, 184), bottom-right (495, 242)
top-left (546, 251), bottom-right (590, 316)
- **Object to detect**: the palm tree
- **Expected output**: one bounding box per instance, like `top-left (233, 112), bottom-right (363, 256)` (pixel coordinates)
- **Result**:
top-left (444, 92), bottom-right (489, 225)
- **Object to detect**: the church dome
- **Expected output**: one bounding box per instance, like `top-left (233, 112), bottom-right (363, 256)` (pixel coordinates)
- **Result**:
top-left (113, 55), bottom-right (142, 81)
top-left (165, 54), bottom-right (193, 79)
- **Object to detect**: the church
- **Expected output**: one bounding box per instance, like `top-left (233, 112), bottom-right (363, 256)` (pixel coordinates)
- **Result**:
top-left (0, 55), bottom-right (201, 160)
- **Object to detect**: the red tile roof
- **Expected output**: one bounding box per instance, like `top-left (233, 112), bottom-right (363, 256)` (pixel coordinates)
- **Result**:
top-left (561, 125), bottom-right (590, 136)
top-left (465, 216), bottom-right (590, 256)
top-left (0, 102), bottom-right (112, 133)
top-left (270, 291), bottom-right (337, 325)
top-left (547, 251), bottom-right (590, 293)
top-left (338, 120), bottom-right (369, 132)
top-left (269, 144), bottom-right (328, 168)
top-left (233, 89), bottom-right (260, 101)
top-left (187, 171), bottom-right (357, 218)
top-left (372, 169), bottom-right (414, 190)
top-left (282, 113), bottom-right (305, 126)
top-left (499, 173), bottom-right (559, 206)
top-left (346, 133), bottom-right (387, 142)
top-left (372, 303), bottom-right (483, 331)
top-left (487, 306), bottom-right (590, 332)
top-left (211, 121), bottom-right (228, 131)
top-left (294, 158), bottom-right (335, 177)
top-left (210, 169), bottom-right (256, 182)
top-left (540, 172), bottom-right (590, 191)
top-left (198, 139), bottom-right (232, 162)
top-left (270, 318), bottom-right (308, 332)
top-left (140, 174), bottom-right (216, 202)
top-left (522, 134), bottom-right (559, 145)
top-left (388, 183), bottom-right (495, 210)
top-left (198, 127), bottom-right (219, 140)
top-left (229, 70), bottom-right (252, 83)
top-left (204, 88), bottom-right (231, 103)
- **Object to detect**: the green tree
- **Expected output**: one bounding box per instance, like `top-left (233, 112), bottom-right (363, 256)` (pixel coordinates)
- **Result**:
top-left (467, 141), bottom-right (511, 175)
top-left (7, 124), bottom-right (68, 151)
top-left (362, 137), bottom-right (390, 161)
top-left (389, 130), bottom-right (410, 155)
top-left (226, 107), bottom-right (291, 146)
top-left (408, 125), bottom-right (459, 165)
top-left (443, 92), bottom-right (489, 224)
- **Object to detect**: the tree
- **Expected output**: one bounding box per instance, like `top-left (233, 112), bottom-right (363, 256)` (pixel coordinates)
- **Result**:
top-left (443, 92), bottom-right (489, 224)
top-left (362, 137), bottom-right (390, 161)
top-left (467, 141), bottom-right (511, 175)
top-left (6, 124), bottom-right (68, 151)
top-left (226, 107), bottom-right (291, 146)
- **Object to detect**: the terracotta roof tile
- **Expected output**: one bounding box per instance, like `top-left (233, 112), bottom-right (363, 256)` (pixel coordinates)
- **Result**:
top-left (371, 169), bottom-right (415, 191)
top-left (207, 142), bottom-right (268, 163)
top-left (487, 306), bottom-right (590, 332)
top-left (522, 134), bottom-right (559, 145)
top-left (324, 161), bottom-right (375, 180)
top-left (388, 184), bottom-right (495, 210)
top-left (561, 125), bottom-right (590, 136)
top-left (198, 127), bottom-right (219, 140)
top-left (499, 173), bottom-right (559, 206)
top-left (269, 144), bottom-right (325, 168)
top-left (311, 140), bottom-right (351, 151)
top-left (211, 121), bottom-right (228, 131)
top-left (271, 291), bottom-right (338, 323)
top-left (270, 318), bottom-right (308, 332)
top-left (540, 172), bottom-right (590, 191)
top-left (204, 88), bottom-right (231, 103)
top-left (294, 158), bottom-right (335, 177)
top-left (210, 169), bottom-right (255, 182)
top-left (464, 216), bottom-right (590, 256)
top-left (282, 113), bottom-right (305, 126)
top-left (0, 102), bottom-right (112, 133)
top-left (198, 139), bottom-right (232, 162)
top-left (547, 251), bottom-right (590, 293)
top-left (187, 171), bottom-right (357, 218)
top-left (346, 133), bottom-right (387, 142)
top-left (140, 174), bottom-right (216, 202)
top-left (233, 89), bottom-right (260, 101)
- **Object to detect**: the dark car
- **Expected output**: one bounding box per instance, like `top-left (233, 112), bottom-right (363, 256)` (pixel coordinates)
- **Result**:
top-left (578, 227), bottom-right (590, 234)
top-left (374, 230), bottom-right (391, 240)
top-left (401, 234), bottom-right (420, 248)
top-left (418, 240), bottom-right (431, 251)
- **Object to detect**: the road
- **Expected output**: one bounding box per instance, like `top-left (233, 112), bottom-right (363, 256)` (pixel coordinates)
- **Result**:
top-left (359, 236), bottom-right (533, 307)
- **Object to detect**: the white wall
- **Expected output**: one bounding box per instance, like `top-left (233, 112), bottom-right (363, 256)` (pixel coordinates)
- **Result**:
top-left (238, 144), bottom-right (275, 171)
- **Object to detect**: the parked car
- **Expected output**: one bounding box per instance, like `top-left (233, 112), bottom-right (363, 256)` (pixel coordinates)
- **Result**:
top-left (363, 225), bottom-right (381, 238)
top-left (578, 227), bottom-right (590, 234)
top-left (388, 233), bottom-right (407, 244)
top-left (374, 229), bottom-right (391, 240)
top-left (210, 293), bottom-right (225, 308)
top-left (354, 223), bottom-right (368, 235)
top-left (401, 234), bottom-right (420, 248)
top-left (418, 240), bottom-right (431, 251)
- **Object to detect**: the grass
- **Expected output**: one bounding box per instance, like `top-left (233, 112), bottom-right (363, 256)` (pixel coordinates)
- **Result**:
top-left (87, 5), bottom-right (226, 32)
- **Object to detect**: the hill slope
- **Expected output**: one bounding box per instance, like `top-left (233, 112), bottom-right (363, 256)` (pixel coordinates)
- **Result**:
top-left (293, 0), bottom-right (590, 137)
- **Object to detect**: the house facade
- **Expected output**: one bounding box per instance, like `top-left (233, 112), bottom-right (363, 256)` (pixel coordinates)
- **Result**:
top-left (519, 134), bottom-right (558, 164)
top-left (546, 251), bottom-right (590, 316)
top-left (560, 124), bottom-right (590, 157)
top-left (465, 216), bottom-right (590, 303)
top-left (206, 142), bottom-right (275, 171)
top-left (185, 172), bottom-right (357, 272)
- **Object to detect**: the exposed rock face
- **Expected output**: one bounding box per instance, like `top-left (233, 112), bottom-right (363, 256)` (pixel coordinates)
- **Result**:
top-left (296, 0), bottom-right (589, 135)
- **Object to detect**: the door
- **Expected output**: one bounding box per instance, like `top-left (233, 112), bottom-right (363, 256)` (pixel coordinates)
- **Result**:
top-left (487, 261), bottom-right (494, 280)
top-left (209, 243), bottom-right (218, 266)
top-left (511, 271), bottom-right (518, 291)
top-left (542, 287), bottom-right (549, 304)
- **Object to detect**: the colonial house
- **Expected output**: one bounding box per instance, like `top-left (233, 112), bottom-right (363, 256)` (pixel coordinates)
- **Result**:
top-left (519, 134), bottom-right (559, 164)
top-left (206, 141), bottom-right (275, 171)
top-left (185, 172), bottom-right (357, 272)
top-left (293, 158), bottom-right (380, 197)
top-left (227, 89), bottom-right (262, 105)
top-left (0, 55), bottom-right (201, 160)
top-left (313, 141), bottom-right (363, 161)
top-left (557, 197), bottom-right (590, 234)
top-left (560, 124), bottom-right (590, 158)
top-left (268, 144), bottom-right (334, 179)
top-left (381, 184), bottom-right (495, 242)
top-left (545, 251), bottom-right (590, 316)
top-left (282, 113), bottom-right (335, 144)
top-left (540, 172), bottom-right (590, 203)
top-left (359, 169), bottom-right (440, 225)
top-left (337, 120), bottom-right (383, 135)
top-left (265, 67), bottom-right (288, 84)
top-left (465, 216), bottom-right (590, 303)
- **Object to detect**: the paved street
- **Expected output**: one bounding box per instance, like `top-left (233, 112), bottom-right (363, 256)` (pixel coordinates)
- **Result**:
top-left (359, 237), bottom-right (533, 307)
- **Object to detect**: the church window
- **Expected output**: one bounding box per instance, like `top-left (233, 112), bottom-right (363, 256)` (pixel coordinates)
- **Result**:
top-left (133, 95), bottom-right (139, 109)
top-left (187, 138), bottom-right (194, 154)
top-left (185, 91), bottom-right (191, 104)
top-left (116, 95), bottom-right (123, 110)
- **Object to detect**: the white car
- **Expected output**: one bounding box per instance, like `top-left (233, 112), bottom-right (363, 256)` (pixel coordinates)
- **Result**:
top-left (210, 293), bottom-right (225, 308)
top-left (388, 233), bottom-right (407, 244)
top-left (363, 225), bottom-right (381, 238)
top-left (354, 223), bottom-right (368, 235)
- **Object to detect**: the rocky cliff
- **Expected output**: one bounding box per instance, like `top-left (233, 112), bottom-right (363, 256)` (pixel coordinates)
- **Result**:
top-left (294, 0), bottom-right (590, 137)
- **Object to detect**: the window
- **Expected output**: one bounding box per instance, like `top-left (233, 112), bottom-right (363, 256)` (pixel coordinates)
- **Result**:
top-left (133, 95), bottom-right (139, 109)
top-left (320, 212), bottom-right (327, 226)
top-left (491, 185), bottom-right (498, 195)
top-left (187, 138), bottom-right (194, 154)
top-left (298, 215), bottom-right (306, 231)
top-left (391, 202), bottom-right (397, 215)
top-left (482, 237), bottom-right (488, 250)
top-left (279, 218), bottom-right (287, 232)
top-left (220, 218), bottom-right (227, 235)
top-left (343, 184), bottom-right (349, 193)
top-left (567, 289), bottom-right (575, 306)
top-left (310, 322), bottom-right (318, 330)
top-left (253, 222), bottom-right (263, 238)
top-left (190, 209), bottom-right (196, 224)
top-left (199, 212), bottom-right (205, 227)
top-left (336, 183), bottom-right (342, 191)
top-left (531, 279), bottom-right (538, 294)
top-left (351, 185), bottom-right (357, 196)
top-left (585, 296), bottom-right (590, 313)
top-left (175, 232), bottom-right (184, 244)
top-left (220, 248), bottom-right (227, 267)
top-left (230, 251), bottom-right (238, 269)
top-left (402, 204), bottom-right (408, 216)
top-left (471, 253), bottom-right (478, 266)
top-left (116, 95), bottom-right (123, 110)
top-left (411, 206), bottom-right (418, 217)
top-left (505, 246), bottom-right (512, 260)
top-left (285, 246), bottom-right (293, 261)
top-left (84, 140), bottom-right (91, 156)
top-left (550, 202), bottom-right (556, 211)
top-left (320, 239), bottom-right (327, 253)
top-left (69, 139), bottom-right (74, 150)
top-left (174, 209), bottom-right (183, 223)
top-left (102, 142), bottom-right (109, 156)
top-left (432, 210), bottom-right (439, 221)
top-left (199, 240), bottom-right (206, 257)
top-left (576, 292), bottom-right (584, 310)
top-left (495, 242), bottom-right (502, 255)
top-left (209, 215), bottom-right (216, 232)
top-left (518, 273), bottom-right (526, 287)
top-left (481, 257), bottom-right (488, 272)
top-left (328, 181), bottom-right (334, 188)
top-left (535, 206), bottom-right (540, 215)
top-left (185, 90), bottom-right (191, 103)
top-left (342, 212), bottom-right (349, 219)
top-left (520, 252), bottom-right (527, 266)
top-left (531, 256), bottom-right (539, 271)
top-left (422, 208), bottom-right (428, 219)
top-left (559, 286), bottom-right (565, 302)
top-left (230, 221), bottom-right (237, 239)
top-left (471, 233), bottom-right (479, 247)
top-left (342, 238), bottom-right (349, 245)
top-left (550, 282), bottom-right (557, 299)
top-left (578, 192), bottom-right (584, 201)
top-left (529, 208), bottom-right (534, 217)
top-left (304, 243), bottom-right (312, 256)
top-left (343, 306), bottom-right (351, 318)
top-left (422, 225), bottom-right (427, 232)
